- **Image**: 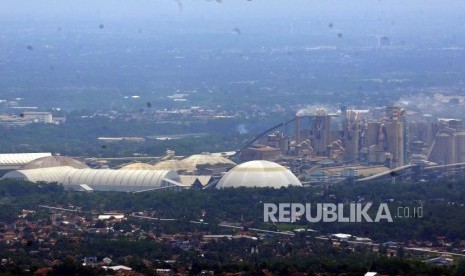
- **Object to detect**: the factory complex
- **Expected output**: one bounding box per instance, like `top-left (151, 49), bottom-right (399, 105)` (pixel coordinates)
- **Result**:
top-left (240, 106), bottom-right (465, 184)
top-left (1, 106), bottom-right (465, 191)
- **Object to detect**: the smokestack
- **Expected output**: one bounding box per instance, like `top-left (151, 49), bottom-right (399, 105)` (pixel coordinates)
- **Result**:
top-left (295, 115), bottom-right (301, 144)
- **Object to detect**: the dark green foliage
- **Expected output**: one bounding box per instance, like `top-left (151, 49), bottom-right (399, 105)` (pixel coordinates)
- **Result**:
top-left (1, 177), bottom-right (465, 275)
top-left (2, 177), bottom-right (465, 241)
top-left (0, 112), bottom-right (294, 158)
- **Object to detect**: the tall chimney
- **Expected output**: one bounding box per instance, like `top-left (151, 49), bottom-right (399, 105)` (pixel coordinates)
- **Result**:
top-left (295, 115), bottom-right (301, 144)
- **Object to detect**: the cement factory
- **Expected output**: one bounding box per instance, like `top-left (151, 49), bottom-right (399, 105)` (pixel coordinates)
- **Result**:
top-left (2, 105), bottom-right (465, 190)
top-left (240, 106), bottom-right (408, 167)
top-left (239, 106), bottom-right (465, 184)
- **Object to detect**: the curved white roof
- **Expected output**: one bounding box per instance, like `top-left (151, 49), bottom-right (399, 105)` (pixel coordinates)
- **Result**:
top-left (2, 167), bottom-right (182, 192)
top-left (2, 166), bottom-right (72, 183)
top-left (216, 160), bottom-right (302, 189)
top-left (0, 153), bottom-right (52, 166)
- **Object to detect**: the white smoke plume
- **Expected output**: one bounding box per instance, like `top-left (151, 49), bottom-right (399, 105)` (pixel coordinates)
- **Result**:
top-left (237, 124), bottom-right (248, 134)
top-left (296, 104), bottom-right (338, 117)
top-left (395, 93), bottom-right (465, 119)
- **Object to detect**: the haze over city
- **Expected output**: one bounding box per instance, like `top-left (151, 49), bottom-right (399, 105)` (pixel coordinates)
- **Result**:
top-left (2, 1), bottom-right (465, 275)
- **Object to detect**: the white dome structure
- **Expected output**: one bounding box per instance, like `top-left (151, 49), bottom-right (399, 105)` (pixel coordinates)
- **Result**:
top-left (216, 160), bottom-right (302, 189)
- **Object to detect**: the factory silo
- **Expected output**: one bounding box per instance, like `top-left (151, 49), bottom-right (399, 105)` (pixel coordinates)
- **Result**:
top-left (311, 115), bottom-right (332, 156)
top-left (367, 122), bottom-right (380, 147)
top-left (397, 121), bottom-right (405, 167)
top-left (343, 130), bottom-right (359, 162)
top-left (456, 132), bottom-right (465, 163)
top-left (295, 115), bottom-right (301, 144)
top-left (432, 133), bottom-right (457, 165)
top-left (385, 120), bottom-right (404, 168)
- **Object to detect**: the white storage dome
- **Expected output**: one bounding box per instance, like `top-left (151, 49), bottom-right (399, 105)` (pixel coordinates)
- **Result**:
top-left (216, 160), bottom-right (302, 189)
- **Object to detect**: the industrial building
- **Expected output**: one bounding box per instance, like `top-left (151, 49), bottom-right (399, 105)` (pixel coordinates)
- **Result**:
top-left (0, 152), bottom-right (52, 170)
top-left (1, 155), bottom-right (185, 192)
top-left (238, 105), bottom-right (465, 184)
top-left (2, 166), bottom-right (184, 192)
top-left (0, 153), bottom-right (240, 191)
top-left (216, 160), bottom-right (302, 189)
top-left (182, 153), bottom-right (236, 175)
top-left (240, 144), bottom-right (282, 161)
top-left (21, 111), bottom-right (53, 124)
top-left (427, 119), bottom-right (465, 165)
top-left (3, 104), bottom-right (465, 190)
top-left (0, 112), bottom-right (56, 126)
top-left (240, 106), bottom-right (408, 168)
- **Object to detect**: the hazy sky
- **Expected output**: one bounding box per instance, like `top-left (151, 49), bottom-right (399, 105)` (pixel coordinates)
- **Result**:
top-left (1, 0), bottom-right (464, 49)
top-left (1, 0), bottom-right (465, 110)
top-left (2, 0), bottom-right (465, 20)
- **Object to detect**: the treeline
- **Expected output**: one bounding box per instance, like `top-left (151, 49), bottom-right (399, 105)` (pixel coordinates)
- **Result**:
top-left (2, 177), bottom-right (465, 242)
